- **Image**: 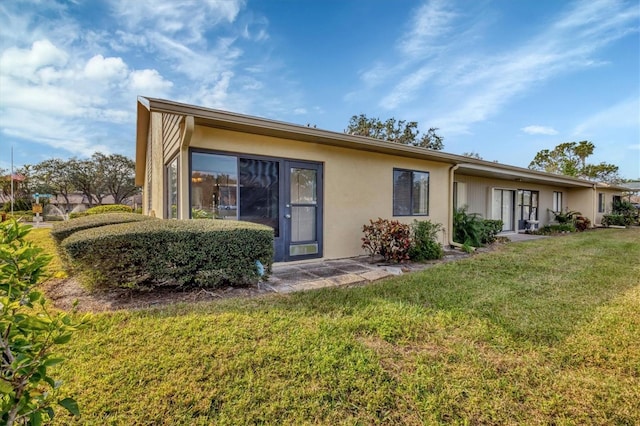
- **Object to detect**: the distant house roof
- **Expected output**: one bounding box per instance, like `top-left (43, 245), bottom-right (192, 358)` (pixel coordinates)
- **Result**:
top-left (619, 181), bottom-right (640, 191)
top-left (136, 96), bottom-right (627, 191)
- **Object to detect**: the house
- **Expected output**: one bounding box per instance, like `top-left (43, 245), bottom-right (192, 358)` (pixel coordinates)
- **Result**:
top-left (135, 97), bottom-right (625, 262)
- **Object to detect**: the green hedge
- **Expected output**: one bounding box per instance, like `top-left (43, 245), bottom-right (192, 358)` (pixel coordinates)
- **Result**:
top-left (602, 214), bottom-right (632, 227)
top-left (85, 204), bottom-right (133, 215)
top-left (61, 219), bottom-right (274, 289)
top-left (51, 213), bottom-right (155, 245)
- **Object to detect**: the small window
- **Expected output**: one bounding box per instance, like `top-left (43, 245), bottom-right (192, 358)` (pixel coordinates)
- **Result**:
top-left (598, 193), bottom-right (605, 213)
top-left (553, 191), bottom-right (563, 212)
top-left (166, 157), bottom-right (178, 219)
top-left (393, 169), bottom-right (429, 216)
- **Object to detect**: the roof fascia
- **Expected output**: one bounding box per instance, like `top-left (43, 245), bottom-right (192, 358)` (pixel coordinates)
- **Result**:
top-left (135, 97), bottom-right (151, 186)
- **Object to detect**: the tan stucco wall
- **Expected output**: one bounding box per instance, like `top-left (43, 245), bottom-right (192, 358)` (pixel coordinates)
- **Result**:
top-left (185, 125), bottom-right (452, 259)
top-left (594, 188), bottom-right (623, 224)
top-left (454, 174), bottom-right (596, 229)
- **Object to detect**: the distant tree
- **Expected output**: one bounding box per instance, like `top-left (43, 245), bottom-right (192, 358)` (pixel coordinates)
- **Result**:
top-left (32, 159), bottom-right (75, 211)
top-left (93, 153), bottom-right (139, 204)
top-left (529, 141), bottom-right (620, 183)
top-left (345, 114), bottom-right (444, 150)
top-left (68, 158), bottom-right (102, 207)
top-left (462, 152), bottom-right (483, 160)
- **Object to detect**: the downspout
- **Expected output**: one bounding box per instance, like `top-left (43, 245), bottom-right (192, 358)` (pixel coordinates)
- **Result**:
top-left (448, 163), bottom-right (464, 249)
top-left (592, 183), bottom-right (597, 228)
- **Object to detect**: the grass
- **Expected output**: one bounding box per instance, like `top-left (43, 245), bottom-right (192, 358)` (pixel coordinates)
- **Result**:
top-left (31, 228), bottom-right (640, 424)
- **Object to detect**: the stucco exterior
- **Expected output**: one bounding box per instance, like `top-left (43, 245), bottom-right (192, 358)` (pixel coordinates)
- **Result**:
top-left (136, 97), bottom-right (625, 262)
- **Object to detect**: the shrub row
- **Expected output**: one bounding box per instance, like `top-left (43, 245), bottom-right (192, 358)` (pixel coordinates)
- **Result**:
top-left (51, 213), bottom-right (155, 245)
top-left (61, 219), bottom-right (274, 289)
top-left (362, 218), bottom-right (444, 263)
top-left (69, 204), bottom-right (134, 219)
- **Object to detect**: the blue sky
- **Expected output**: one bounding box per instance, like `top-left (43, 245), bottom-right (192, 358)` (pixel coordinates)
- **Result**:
top-left (1, 0), bottom-right (639, 179)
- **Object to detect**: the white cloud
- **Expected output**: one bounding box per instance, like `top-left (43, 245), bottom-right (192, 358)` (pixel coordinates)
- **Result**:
top-left (84, 54), bottom-right (128, 80)
top-left (522, 125), bottom-right (559, 135)
top-left (1, 40), bottom-right (68, 79)
top-left (129, 69), bottom-right (174, 95)
top-left (110, 0), bottom-right (245, 42)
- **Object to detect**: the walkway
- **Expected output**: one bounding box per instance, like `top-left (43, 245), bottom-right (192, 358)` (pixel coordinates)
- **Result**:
top-left (264, 251), bottom-right (468, 294)
top-left (264, 233), bottom-right (546, 294)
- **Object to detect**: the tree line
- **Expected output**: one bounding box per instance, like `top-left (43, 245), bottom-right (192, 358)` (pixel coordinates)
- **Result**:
top-left (1, 153), bottom-right (138, 211)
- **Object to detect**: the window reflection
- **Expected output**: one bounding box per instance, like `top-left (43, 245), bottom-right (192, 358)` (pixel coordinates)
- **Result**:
top-left (191, 153), bottom-right (237, 219)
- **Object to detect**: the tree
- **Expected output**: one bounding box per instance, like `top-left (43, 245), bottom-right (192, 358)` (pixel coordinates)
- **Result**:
top-left (528, 141), bottom-right (619, 183)
top-left (345, 114), bottom-right (444, 150)
top-left (462, 152), bottom-right (483, 160)
top-left (68, 158), bottom-right (100, 207)
top-left (93, 153), bottom-right (139, 204)
top-left (31, 159), bottom-right (75, 212)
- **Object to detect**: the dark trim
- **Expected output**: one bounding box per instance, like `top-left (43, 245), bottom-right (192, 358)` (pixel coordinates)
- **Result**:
top-left (283, 160), bottom-right (324, 261)
top-left (392, 167), bottom-right (430, 217)
top-left (188, 147), bottom-right (324, 262)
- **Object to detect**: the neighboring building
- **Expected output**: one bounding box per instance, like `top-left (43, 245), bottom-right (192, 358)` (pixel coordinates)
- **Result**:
top-left (135, 97), bottom-right (625, 262)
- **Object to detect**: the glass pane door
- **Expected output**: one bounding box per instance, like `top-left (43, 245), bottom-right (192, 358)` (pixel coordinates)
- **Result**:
top-left (286, 162), bottom-right (322, 259)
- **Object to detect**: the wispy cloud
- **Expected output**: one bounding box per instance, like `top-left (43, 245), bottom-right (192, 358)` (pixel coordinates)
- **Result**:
top-left (522, 125), bottom-right (559, 135)
top-left (398, 0), bottom-right (457, 58)
top-left (356, 0), bottom-right (639, 135)
top-left (572, 97), bottom-right (640, 136)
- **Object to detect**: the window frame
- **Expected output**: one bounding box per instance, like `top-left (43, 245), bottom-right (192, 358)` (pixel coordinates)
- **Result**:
top-left (165, 156), bottom-right (179, 219)
top-left (598, 193), bottom-right (606, 213)
top-left (553, 191), bottom-right (563, 212)
top-left (392, 168), bottom-right (430, 217)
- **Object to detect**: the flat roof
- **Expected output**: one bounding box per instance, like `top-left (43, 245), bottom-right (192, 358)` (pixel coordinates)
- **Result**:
top-left (136, 96), bottom-right (623, 190)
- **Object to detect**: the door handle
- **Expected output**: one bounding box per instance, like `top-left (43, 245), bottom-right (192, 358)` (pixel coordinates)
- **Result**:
top-left (285, 214), bottom-right (291, 219)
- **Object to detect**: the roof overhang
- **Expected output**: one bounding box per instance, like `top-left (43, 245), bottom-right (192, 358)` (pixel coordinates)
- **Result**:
top-left (135, 97), bottom-right (616, 191)
top-left (455, 163), bottom-right (596, 189)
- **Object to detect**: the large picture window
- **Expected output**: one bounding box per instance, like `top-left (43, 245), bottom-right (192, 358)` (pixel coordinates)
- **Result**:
top-left (191, 152), bottom-right (237, 219)
top-left (393, 169), bottom-right (429, 216)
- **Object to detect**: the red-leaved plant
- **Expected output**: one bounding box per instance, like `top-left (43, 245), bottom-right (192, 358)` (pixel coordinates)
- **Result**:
top-left (361, 218), bottom-right (412, 263)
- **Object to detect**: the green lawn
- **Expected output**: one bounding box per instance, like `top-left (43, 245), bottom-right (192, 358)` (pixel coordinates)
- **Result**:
top-left (33, 228), bottom-right (640, 424)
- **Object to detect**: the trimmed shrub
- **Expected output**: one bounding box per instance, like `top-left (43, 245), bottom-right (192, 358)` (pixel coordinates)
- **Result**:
top-left (409, 220), bottom-right (444, 261)
top-left (538, 223), bottom-right (576, 234)
top-left (85, 204), bottom-right (133, 215)
top-left (602, 214), bottom-right (631, 227)
top-left (51, 213), bottom-right (155, 245)
top-left (362, 218), bottom-right (412, 263)
top-left (69, 211), bottom-right (89, 219)
top-left (61, 219), bottom-right (274, 289)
